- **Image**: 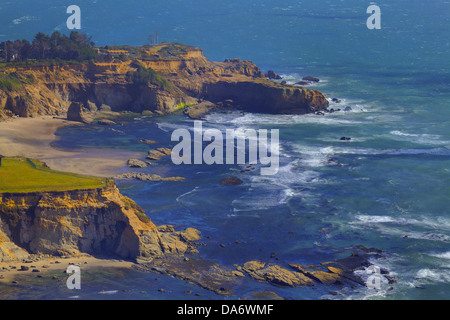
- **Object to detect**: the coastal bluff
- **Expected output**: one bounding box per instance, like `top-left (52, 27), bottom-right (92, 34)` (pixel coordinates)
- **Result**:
top-left (0, 184), bottom-right (198, 263)
top-left (0, 43), bottom-right (328, 120)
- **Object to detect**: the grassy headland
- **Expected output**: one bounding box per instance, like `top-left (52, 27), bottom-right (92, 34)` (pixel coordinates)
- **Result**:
top-left (0, 157), bottom-right (109, 193)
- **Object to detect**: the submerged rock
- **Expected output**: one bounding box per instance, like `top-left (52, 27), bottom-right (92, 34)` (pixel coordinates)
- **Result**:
top-left (302, 76), bottom-right (320, 83)
top-left (147, 148), bottom-right (172, 160)
top-left (220, 177), bottom-right (243, 186)
top-left (137, 139), bottom-right (157, 145)
top-left (115, 172), bottom-right (186, 182)
top-left (136, 256), bottom-right (241, 295)
top-left (127, 159), bottom-right (148, 168)
top-left (97, 119), bottom-right (117, 126)
top-left (331, 98), bottom-right (342, 103)
top-left (248, 291), bottom-right (286, 300)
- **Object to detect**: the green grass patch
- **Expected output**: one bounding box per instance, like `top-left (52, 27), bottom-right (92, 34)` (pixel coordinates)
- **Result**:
top-left (156, 43), bottom-right (197, 59)
top-left (127, 61), bottom-right (174, 91)
top-left (0, 73), bottom-right (23, 91)
top-left (173, 102), bottom-right (195, 111)
top-left (0, 157), bottom-right (109, 193)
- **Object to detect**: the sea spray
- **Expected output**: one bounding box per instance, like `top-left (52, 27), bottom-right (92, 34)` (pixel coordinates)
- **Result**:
top-left (171, 121), bottom-right (280, 176)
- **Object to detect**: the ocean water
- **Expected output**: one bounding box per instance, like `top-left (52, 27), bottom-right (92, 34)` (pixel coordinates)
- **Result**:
top-left (2, 0), bottom-right (450, 300)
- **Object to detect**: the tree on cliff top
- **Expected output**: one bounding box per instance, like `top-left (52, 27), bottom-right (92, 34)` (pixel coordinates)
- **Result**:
top-left (0, 31), bottom-right (97, 63)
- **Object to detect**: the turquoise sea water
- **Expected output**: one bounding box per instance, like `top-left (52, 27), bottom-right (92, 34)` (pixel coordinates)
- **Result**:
top-left (1, 1), bottom-right (450, 300)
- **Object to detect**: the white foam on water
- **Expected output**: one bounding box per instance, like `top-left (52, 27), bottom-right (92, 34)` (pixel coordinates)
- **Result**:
top-left (176, 187), bottom-right (199, 204)
top-left (429, 251), bottom-right (450, 260)
top-left (324, 97), bottom-right (376, 114)
top-left (386, 147), bottom-right (450, 156)
top-left (228, 112), bottom-right (365, 127)
top-left (98, 290), bottom-right (118, 295)
top-left (279, 188), bottom-right (298, 204)
top-left (156, 121), bottom-right (191, 133)
top-left (390, 130), bottom-right (449, 146)
top-left (252, 159), bottom-right (322, 185)
top-left (231, 159), bottom-right (323, 212)
top-left (350, 214), bottom-right (450, 244)
top-left (203, 111), bottom-right (244, 124)
top-left (365, 113), bottom-right (405, 123)
top-left (409, 232), bottom-right (450, 242)
top-left (108, 128), bottom-right (125, 134)
top-left (291, 145), bottom-right (338, 168)
top-left (415, 268), bottom-right (450, 284)
top-left (277, 73), bottom-right (330, 88)
top-left (354, 215), bottom-right (398, 223)
top-left (332, 259), bottom-right (395, 300)
top-left (12, 15), bottom-right (37, 24)
top-left (353, 215), bottom-right (450, 230)
top-left (291, 142), bottom-right (450, 168)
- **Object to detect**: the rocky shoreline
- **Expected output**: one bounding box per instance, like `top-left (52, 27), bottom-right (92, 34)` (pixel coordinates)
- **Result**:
top-left (133, 244), bottom-right (395, 297)
top-left (0, 176), bottom-right (394, 297)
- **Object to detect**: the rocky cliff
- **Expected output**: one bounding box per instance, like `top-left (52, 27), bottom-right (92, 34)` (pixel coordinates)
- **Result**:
top-left (0, 43), bottom-right (329, 120)
top-left (0, 184), bottom-right (198, 263)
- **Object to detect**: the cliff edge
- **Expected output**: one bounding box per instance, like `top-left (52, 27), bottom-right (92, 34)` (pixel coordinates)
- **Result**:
top-left (0, 184), bottom-right (198, 263)
top-left (0, 43), bottom-right (328, 120)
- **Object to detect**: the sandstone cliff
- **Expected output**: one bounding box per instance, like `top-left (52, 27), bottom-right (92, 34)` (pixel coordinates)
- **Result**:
top-left (0, 184), bottom-right (198, 263)
top-left (0, 43), bottom-right (328, 120)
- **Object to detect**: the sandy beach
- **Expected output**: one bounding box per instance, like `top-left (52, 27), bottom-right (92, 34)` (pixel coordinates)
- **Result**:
top-left (0, 254), bottom-right (136, 285)
top-left (0, 116), bottom-right (142, 177)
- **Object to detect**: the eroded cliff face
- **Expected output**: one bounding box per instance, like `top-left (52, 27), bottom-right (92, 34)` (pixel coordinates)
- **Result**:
top-left (0, 44), bottom-right (329, 120)
top-left (0, 185), bottom-right (198, 262)
top-left (202, 80), bottom-right (329, 114)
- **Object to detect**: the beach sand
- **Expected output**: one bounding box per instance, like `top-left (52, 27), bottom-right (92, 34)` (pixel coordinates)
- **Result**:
top-left (0, 255), bottom-right (136, 285)
top-left (0, 116), bottom-right (142, 177)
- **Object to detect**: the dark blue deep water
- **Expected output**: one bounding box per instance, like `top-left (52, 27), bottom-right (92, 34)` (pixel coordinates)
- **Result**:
top-left (1, 0), bottom-right (450, 299)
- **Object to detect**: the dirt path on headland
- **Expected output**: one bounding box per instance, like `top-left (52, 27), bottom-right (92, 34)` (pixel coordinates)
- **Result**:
top-left (0, 116), bottom-right (141, 177)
